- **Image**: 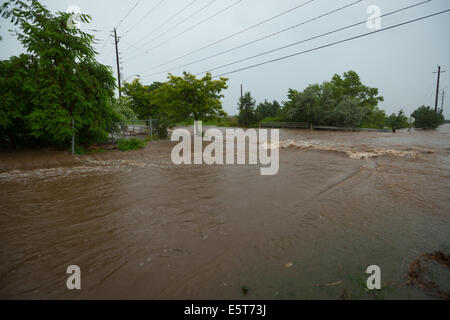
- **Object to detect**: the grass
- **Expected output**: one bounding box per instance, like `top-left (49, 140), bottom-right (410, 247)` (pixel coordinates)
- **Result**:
top-left (117, 138), bottom-right (146, 151)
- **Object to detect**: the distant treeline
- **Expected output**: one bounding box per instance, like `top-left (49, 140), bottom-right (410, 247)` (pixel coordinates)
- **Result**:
top-left (235, 71), bottom-right (445, 131)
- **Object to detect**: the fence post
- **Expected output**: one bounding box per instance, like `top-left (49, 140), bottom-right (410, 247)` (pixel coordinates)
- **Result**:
top-left (122, 122), bottom-right (125, 138)
top-left (150, 118), bottom-right (153, 141)
top-left (71, 118), bottom-right (75, 155)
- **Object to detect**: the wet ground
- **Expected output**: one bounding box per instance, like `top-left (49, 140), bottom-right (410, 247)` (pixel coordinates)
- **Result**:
top-left (0, 125), bottom-right (449, 299)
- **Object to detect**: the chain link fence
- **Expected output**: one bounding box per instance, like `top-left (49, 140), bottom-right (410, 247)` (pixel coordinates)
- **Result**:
top-left (72, 119), bottom-right (161, 154)
top-left (109, 119), bottom-right (160, 142)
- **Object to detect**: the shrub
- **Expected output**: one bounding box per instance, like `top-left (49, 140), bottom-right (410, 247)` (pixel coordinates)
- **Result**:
top-left (117, 138), bottom-right (145, 151)
top-left (411, 106), bottom-right (445, 129)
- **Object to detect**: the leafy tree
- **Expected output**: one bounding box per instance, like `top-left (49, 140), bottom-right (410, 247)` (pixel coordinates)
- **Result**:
top-left (411, 106), bottom-right (444, 129)
top-left (111, 97), bottom-right (135, 121)
top-left (122, 79), bottom-right (163, 119)
top-left (238, 92), bottom-right (256, 126)
top-left (386, 109), bottom-right (409, 132)
top-left (255, 100), bottom-right (281, 122)
top-left (0, 0), bottom-right (119, 147)
top-left (329, 71), bottom-right (383, 109)
top-left (150, 72), bottom-right (228, 123)
top-left (361, 107), bottom-right (387, 129)
top-left (329, 96), bottom-right (370, 128)
top-left (281, 71), bottom-right (384, 127)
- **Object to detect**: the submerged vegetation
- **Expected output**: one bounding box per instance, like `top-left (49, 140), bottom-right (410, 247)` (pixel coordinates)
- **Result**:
top-left (117, 138), bottom-right (146, 152)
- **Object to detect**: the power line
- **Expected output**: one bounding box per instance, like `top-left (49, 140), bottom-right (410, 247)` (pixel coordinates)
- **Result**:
top-left (210, 9), bottom-right (450, 78)
top-left (123, 0), bottom-right (243, 62)
top-left (193, 0), bottom-right (432, 76)
top-left (116, 0), bottom-right (143, 29)
top-left (137, 0), bottom-right (315, 69)
top-left (140, 0), bottom-right (221, 48)
top-left (142, 0), bottom-right (365, 77)
top-left (127, 0), bottom-right (200, 52)
top-left (123, 0), bottom-right (166, 37)
top-left (96, 0), bottom-right (142, 56)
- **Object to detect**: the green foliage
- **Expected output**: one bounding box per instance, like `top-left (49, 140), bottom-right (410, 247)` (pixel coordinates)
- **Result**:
top-left (150, 72), bottom-right (228, 123)
top-left (255, 100), bottom-right (281, 122)
top-left (238, 91), bottom-right (256, 126)
top-left (117, 138), bottom-right (145, 151)
top-left (411, 106), bottom-right (444, 129)
top-left (260, 116), bottom-right (282, 123)
top-left (281, 70), bottom-right (384, 128)
top-left (111, 97), bottom-right (136, 121)
top-left (328, 96), bottom-right (370, 128)
top-left (361, 107), bottom-right (387, 129)
top-left (0, 0), bottom-right (119, 147)
top-left (386, 109), bottom-right (409, 130)
top-left (122, 79), bottom-right (163, 119)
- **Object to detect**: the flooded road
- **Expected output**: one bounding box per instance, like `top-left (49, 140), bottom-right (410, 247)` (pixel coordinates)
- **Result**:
top-left (0, 125), bottom-right (449, 299)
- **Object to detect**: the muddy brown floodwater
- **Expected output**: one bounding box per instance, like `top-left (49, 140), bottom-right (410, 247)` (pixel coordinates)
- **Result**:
top-left (0, 125), bottom-right (449, 300)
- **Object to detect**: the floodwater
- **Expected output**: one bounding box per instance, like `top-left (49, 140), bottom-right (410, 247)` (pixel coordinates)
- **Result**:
top-left (0, 125), bottom-right (449, 300)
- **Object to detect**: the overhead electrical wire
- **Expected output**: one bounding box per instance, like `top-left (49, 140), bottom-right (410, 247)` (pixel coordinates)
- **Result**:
top-left (116, 0), bottom-right (143, 29)
top-left (191, 0), bottom-right (433, 76)
top-left (96, 0), bottom-right (142, 56)
top-left (127, 0), bottom-right (200, 52)
top-left (123, 0), bottom-right (243, 62)
top-left (209, 9), bottom-right (450, 78)
top-left (141, 0), bottom-right (365, 77)
top-left (123, 0), bottom-right (167, 37)
top-left (140, 0), bottom-right (221, 48)
top-left (127, 0), bottom-right (315, 64)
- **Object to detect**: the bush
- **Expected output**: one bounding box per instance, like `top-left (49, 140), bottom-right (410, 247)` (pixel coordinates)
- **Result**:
top-left (411, 106), bottom-right (445, 129)
top-left (386, 109), bottom-right (409, 131)
top-left (117, 138), bottom-right (146, 151)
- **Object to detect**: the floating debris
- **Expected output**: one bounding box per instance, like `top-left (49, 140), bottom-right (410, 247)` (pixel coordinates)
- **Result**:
top-left (407, 251), bottom-right (450, 300)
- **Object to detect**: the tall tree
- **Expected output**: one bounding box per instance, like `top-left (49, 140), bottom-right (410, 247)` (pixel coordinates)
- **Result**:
top-left (122, 79), bottom-right (163, 119)
top-left (150, 72), bottom-right (228, 123)
top-left (238, 92), bottom-right (256, 127)
top-left (255, 100), bottom-right (281, 122)
top-left (281, 70), bottom-right (384, 127)
top-left (0, 0), bottom-right (119, 147)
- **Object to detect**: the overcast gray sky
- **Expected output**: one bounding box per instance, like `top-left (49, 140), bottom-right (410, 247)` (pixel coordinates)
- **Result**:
top-left (1, 0), bottom-right (449, 118)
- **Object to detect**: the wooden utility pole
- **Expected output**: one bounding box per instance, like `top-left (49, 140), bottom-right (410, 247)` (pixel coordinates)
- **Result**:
top-left (114, 28), bottom-right (122, 97)
top-left (433, 65), bottom-right (445, 112)
top-left (240, 84), bottom-right (243, 100)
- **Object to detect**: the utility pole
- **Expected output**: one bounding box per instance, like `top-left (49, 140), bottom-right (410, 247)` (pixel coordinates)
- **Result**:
top-left (241, 84), bottom-right (243, 100)
top-left (433, 65), bottom-right (445, 112)
top-left (114, 28), bottom-right (122, 97)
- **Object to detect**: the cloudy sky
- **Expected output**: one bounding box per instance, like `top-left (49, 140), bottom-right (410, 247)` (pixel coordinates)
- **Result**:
top-left (1, 0), bottom-right (449, 118)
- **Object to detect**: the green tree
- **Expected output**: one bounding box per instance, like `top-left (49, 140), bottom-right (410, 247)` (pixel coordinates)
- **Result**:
top-left (238, 92), bottom-right (256, 126)
top-left (281, 71), bottom-right (384, 127)
top-left (0, 0), bottom-right (119, 147)
top-left (150, 72), bottom-right (228, 123)
top-left (255, 100), bottom-right (281, 122)
top-left (329, 96), bottom-right (370, 128)
top-left (386, 109), bottom-right (409, 132)
top-left (111, 97), bottom-right (135, 121)
top-left (122, 79), bottom-right (163, 119)
top-left (411, 106), bottom-right (444, 129)
top-left (361, 107), bottom-right (387, 129)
